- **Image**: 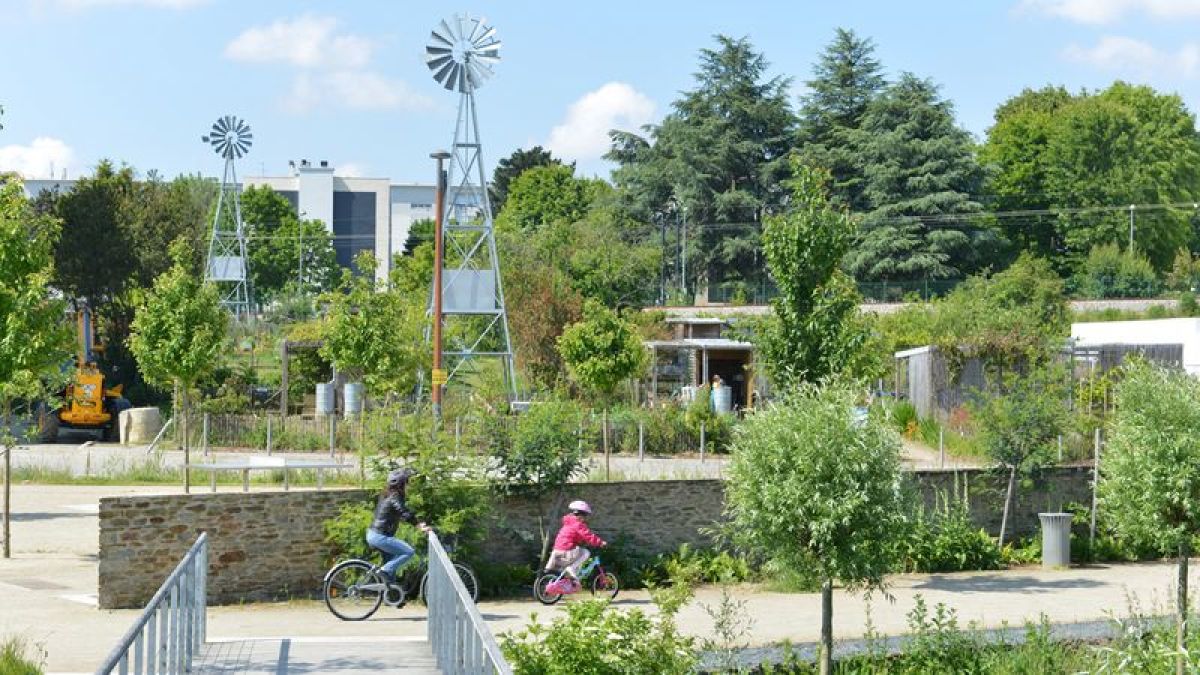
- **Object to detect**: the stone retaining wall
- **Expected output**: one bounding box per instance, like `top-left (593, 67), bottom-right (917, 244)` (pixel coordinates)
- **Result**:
top-left (98, 466), bottom-right (1093, 608)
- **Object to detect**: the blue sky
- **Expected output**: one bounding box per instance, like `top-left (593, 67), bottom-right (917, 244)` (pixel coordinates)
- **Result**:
top-left (2, 0), bottom-right (1198, 183)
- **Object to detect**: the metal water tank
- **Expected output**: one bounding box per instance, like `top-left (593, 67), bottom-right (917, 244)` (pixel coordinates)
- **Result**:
top-left (315, 382), bottom-right (335, 416)
top-left (711, 386), bottom-right (733, 414)
top-left (344, 382), bottom-right (364, 418)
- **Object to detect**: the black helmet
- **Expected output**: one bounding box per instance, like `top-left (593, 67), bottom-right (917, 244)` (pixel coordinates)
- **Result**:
top-left (387, 468), bottom-right (415, 489)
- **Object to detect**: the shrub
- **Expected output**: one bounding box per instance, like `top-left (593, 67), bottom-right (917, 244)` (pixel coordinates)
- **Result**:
top-left (323, 501), bottom-right (374, 562)
top-left (1074, 243), bottom-right (1162, 299)
top-left (888, 400), bottom-right (918, 435)
top-left (500, 600), bottom-right (698, 674)
top-left (894, 497), bottom-right (1003, 574)
top-left (0, 636), bottom-right (45, 675)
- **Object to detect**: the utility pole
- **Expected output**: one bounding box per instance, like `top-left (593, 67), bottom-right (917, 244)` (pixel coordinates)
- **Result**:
top-left (658, 212), bottom-right (667, 306)
top-left (1129, 204), bottom-right (1136, 251)
top-left (430, 150), bottom-right (451, 422)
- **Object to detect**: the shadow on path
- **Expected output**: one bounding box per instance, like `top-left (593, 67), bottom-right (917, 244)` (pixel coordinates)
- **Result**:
top-left (913, 574), bottom-right (1107, 594)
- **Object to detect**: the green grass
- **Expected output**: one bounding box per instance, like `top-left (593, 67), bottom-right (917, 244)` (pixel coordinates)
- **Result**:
top-left (0, 636), bottom-right (45, 675)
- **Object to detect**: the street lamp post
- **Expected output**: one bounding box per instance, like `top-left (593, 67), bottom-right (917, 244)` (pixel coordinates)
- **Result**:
top-left (430, 151), bottom-right (451, 422)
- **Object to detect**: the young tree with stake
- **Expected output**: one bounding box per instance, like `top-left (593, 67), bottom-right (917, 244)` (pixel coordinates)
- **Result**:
top-left (1101, 361), bottom-right (1200, 675)
top-left (128, 240), bottom-right (227, 493)
top-left (726, 382), bottom-right (906, 675)
top-left (0, 178), bottom-right (72, 558)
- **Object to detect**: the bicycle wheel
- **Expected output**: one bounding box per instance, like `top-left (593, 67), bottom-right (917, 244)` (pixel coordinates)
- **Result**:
top-left (323, 560), bottom-right (385, 621)
top-left (592, 570), bottom-right (620, 601)
top-left (533, 572), bottom-right (564, 606)
top-left (419, 562), bottom-right (481, 604)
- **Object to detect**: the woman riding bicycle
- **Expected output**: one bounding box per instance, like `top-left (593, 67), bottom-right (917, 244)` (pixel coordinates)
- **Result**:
top-left (366, 468), bottom-right (429, 584)
top-left (544, 500), bottom-right (606, 595)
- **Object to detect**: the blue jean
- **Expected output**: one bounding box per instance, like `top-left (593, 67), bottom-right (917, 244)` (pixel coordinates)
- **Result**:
top-left (366, 529), bottom-right (415, 579)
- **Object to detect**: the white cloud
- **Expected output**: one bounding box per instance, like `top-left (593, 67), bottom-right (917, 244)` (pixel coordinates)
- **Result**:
top-left (225, 15), bottom-right (372, 70)
top-left (1020, 0), bottom-right (1200, 23)
top-left (546, 82), bottom-right (657, 162)
top-left (335, 162), bottom-right (368, 178)
top-left (1064, 35), bottom-right (1200, 76)
top-left (284, 71), bottom-right (434, 113)
top-left (0, 137), bottom-right (77, 178)
top-left (227, 14), bottom-right (427, 115)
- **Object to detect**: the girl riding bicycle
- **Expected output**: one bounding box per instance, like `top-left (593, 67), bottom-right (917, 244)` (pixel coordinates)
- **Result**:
top-left (366, 468), bottom-right (429, 584)
top-left (544, 500), bottom-right (606, 595)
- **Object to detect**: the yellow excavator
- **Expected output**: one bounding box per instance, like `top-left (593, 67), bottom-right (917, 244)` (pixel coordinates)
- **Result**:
top-left (40, 304), bottom-right (131, 442)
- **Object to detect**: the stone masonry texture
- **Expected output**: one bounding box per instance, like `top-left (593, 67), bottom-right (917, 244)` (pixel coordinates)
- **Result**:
top-left (98, 466), bottom-right (1093, 608)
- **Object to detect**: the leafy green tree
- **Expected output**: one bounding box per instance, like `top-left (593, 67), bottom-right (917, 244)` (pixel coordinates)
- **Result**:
top-left (489, 400), bottom-right (590, 563)
top-left (320, 253), bottom-right (427, 399)
top-left (128, 240), bottom-right (228, 493)
top-left (1101, 361), bottom-right (1200, 674)
top-left (608, 35), bottom-right (796, 294)
top-left (490, 145), bottom-right (565, 213)
top-left (557, 300), bottom-right (646, 404)
top-left (727, 382), bottom-right (906, 675)
top-left (401, 218), bottom-right (433, 257)
top-left (0, 177), bottom-right (72, 558)
top-left (847, 74), bottom-right (994, 281)
top-left (757, 162), bottom-right (871, 389)
top-left (240, 185), bottom-right (337, 299)
top-left (797, 28), bottom-right (887, 211)
top-left (982, 82), bottom-right (1200, 271)
top-left (974, 367), bottom-right (1068, 547)
top-left (51, 160), bottom-right (137, 305)
top-left (495, 164), bottom-right (602, 234)
top-left (977, 86), bottom-right (1073, 260)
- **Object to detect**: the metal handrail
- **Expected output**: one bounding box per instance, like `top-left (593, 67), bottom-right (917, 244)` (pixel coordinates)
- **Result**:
top-left (96, 532), bottom-right (208, 675)
top-left (426, 532), bottom-right (512, 675)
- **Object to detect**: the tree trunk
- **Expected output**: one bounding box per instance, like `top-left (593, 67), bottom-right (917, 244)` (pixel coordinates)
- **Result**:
top-left (3, 402), bottom-right (11, 559)
top-left (998, 465), bottom-right (1017, 548)
top-left (819, 579), bottom-right (833, 675)
top-left (181, 384), bottom-right (190, 494)
top-left (1179, 540), bottom-right (1190, 675)
top-left (538, 491), bottom-right (567, 568)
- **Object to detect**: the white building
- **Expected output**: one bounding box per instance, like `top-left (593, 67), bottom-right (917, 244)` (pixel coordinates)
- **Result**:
top-left (20, 160), bottom-right (461, 284)
top-left (1071, 318), bottom-right (1200, 374)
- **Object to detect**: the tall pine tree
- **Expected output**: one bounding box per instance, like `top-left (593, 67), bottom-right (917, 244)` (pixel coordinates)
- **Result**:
top-left (607, 35), bottom-right (796, 298)
top-left (797, 28), bottom-right (886, 212)
top-left (847, 74), bottom-right (992, 281)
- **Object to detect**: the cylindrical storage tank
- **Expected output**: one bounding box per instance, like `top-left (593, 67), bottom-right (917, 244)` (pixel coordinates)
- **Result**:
top-left (1039, 512), bottom-right (1073, 569)
top-left (119, 407), bottom-right (162, 445)
top-left (711, 386), bottom-right (733, 415)
top-left (344, 382), bottom-right (364, 418)
top-left (315, 382), bottom-right (335, 416)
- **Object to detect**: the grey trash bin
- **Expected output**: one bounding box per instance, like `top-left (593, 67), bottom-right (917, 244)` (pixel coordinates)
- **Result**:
top-left (1039, 512), bottom-right (1073, 568)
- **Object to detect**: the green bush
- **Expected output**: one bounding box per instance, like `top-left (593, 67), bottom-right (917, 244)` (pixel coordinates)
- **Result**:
top-left (888, 400), bottom-right (918, 434)
top-left (893, 497), bottom-right (1002, 574)
top-left (1073, 243), bottom-right (1162, 299)
top-left (0, 636), bottom-right (45, 675)
top-left (500, 600), bottom-right (698, 674)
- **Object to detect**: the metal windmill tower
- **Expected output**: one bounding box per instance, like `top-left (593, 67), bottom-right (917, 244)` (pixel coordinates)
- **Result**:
top-left (202, 115), bottom-right (253, 318)
top-left (424, 15), bottom-right (519, 402)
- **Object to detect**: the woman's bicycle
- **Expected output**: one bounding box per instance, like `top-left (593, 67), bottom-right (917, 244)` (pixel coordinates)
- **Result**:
top-left (533, 554), bottom-right (620, 605)
top-left (322, 534), bottom-right (479, 621)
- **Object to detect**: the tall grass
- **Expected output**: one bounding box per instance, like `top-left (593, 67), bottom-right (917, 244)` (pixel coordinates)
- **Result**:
top-left (0, 636), bottom-right (45, 675)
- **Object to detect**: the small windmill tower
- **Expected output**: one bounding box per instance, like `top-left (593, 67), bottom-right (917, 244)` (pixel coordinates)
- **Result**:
top-left (424, 15), bottom-right (519, 402)
top-left (202, 115), bottom-right (253, 318)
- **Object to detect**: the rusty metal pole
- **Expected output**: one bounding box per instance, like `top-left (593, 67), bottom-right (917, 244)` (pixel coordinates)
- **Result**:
top-left (431, 150), bottom-right (450, 423)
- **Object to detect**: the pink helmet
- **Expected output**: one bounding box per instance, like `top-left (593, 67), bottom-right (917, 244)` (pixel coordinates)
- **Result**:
top-left (568, 500), bottom-right (592, 515)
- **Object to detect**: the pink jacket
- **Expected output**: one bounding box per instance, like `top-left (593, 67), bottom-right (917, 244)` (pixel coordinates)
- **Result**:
top-left (552, 513), bottom-right (605, 552)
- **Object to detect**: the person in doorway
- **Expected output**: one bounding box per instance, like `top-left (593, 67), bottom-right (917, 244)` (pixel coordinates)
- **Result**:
top-left (544, 500), bottom-right (606, 594)
top-left (365, 468), bottom-right (429, 584)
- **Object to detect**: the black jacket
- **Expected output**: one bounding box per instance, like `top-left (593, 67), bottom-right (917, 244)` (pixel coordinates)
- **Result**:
top-left (370, 491), bottom-right (416, 536)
